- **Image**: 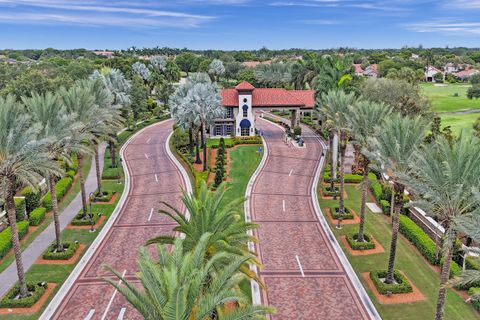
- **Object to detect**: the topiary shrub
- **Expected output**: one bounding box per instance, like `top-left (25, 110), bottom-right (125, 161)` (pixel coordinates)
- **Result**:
top-left (14, 197), bottom-right (27, 221)
top-left (214, 168), bottom-right (223, 187)
top-left (20, 187), bottom-right (40, 214)
top-left (380, 200), bottom-right (391, 215)
top-left (370, 270), bottom-right (413, 294)
top-left (0, 282), bottom-right (47, 308)
top-left (346, 233), bottom-right (376, 250)
top-left (0, 221), bottom-right (29, 259)
top-left (42, 241), bottom-right (79, 260)
top-left (42, 176), bottom-right (73, 211)
top-left (370, 181), bottom-right (382, 202)
top-left (29, 207), bottom-right (47, 226)
top-left (330, 206), bottom-right (354, 220)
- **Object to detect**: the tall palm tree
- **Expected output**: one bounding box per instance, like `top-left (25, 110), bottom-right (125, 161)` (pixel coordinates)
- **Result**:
top-left (320, 89), bottom-right (357, 215)
top-left (106, 233), bottom-right (274, 320)
top-left (404, 133), bottom-right (480, 320)
top-left (314, 54), bottom-right (354, 96)
top-left (23, 92), bottom-right (90, 251)
top-left (366, 114), bottom-right (428, 284)
top-left (0, 95), bottom-right (61, 297)
top-left (345, 100), bottom-right (392, 242)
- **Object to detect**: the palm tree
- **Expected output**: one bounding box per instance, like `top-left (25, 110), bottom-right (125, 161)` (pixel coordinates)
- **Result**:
top-left (366, 114), bottom-right (428, 284)
top-left (0, 95), bottom-right (61, 297)
top-left (314, 54), bottom-right (354, 96)
top-left (404, 133), bottom-right (480, 320)
top-left (23, 92), bottom-right (90, 251)
top-left (320, 89), bottom-right (357, 215)
top-left (106, 233), bottom-right (274, 320)
top-left (345, 100), bottom-right (392, 242)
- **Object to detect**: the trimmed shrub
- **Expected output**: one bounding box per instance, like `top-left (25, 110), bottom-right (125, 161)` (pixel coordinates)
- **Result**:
top-left (14, 197), bottom-right (27, 221)
top-left (466, 256), bottom-right (480, 271)
top-left (42, 241), bottom-right (79, 260)
top-left (381, 182), bottom-right (393, 202)
top-left (370, 270), bottom-right (413, 294)
top-left (346, 233), bottom-right (376, 250)
top-left (20, 187), bottom-right (41, 214)
top-left (0, 282), bottom-right (47, 308)
top-left (0, 221), bottom-right (29, 259)
top-left (380, 200), bottom-right (391, 215)
top-left (370, 181), bottom-right (382, 202)
top-left (67, 170), bottom-right (76, 179)
top-left (102, 168), bottom-right (121, 180)
top-left (322, 185), bottom-right (339, 197)
top-left (94, 190), bottom-right (115, 202)
top-left (214, 168), bottom-right (223, 187)
top-left (468, 287), bottom-right (480, 311)
top-left (399, 214), bottom-right (438, 264)
top-left (234, 136), bottom-right (262, 145)
top-left (449, 260), bottom-right (462, 279)
top-left (330, 206), bottom-right (354, 220)
top-left (42, 176), bottom-right (73, 211)
top-left (71, 212), bottom-right (99, 226)
top-left (29, 207), bottom-right (47, 226)
top-left (67, 154), bottom-right (79, 172)
top-left (293, 126), bottom-right (302, 136)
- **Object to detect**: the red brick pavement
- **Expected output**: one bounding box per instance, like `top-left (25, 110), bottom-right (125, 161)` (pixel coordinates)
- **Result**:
top-left (252, 118), bottom-right (371, 320)
top-left (51, 120), bottom-right (185, 320)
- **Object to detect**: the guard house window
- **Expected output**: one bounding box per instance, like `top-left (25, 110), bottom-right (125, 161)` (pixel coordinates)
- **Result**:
top-left (241, 127), bottom-right (249, 136)
top-left (226, 125), bottom-right (233, 136)
top-left (215, 125), bottom-right (222, 136)
top-left (242, 104), bottom-right (248, 117)
top-left (226, 107), bottom-right (233, 119)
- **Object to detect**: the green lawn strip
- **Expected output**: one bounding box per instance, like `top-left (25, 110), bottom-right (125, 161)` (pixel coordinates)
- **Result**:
top-left (420, 83), bottom-right (480, 113)
top-left (0, 156), bottom-right (92, 274)
top-left (319, 184), bottom-right (478, 320)
top-left (440, 113), bottom-right (478, 136)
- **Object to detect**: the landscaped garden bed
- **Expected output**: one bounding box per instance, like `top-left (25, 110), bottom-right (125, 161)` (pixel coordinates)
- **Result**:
top-left (93, 190), bottom-right (116, 203)
top-left (42, 241), bottom-right (79, 260)
top-left (0, 282), bottom-right (47, 308)
top-left (370, 269), bottom-right (413, 295)
top-left (70, 212), bottom-right (100, 226)
top-left (346, 233), bottom-right (376, 250)
top-left (330, 206), bottom-right (355, 220)
top-left (322, 185), bottom-right (339, 197)
top-left (0, 221), bottom-right (29, 260)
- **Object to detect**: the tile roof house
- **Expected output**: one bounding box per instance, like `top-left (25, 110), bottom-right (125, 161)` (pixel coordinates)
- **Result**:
top-left (425, 66), bottom-right (443, 82)
top-left (214, 81), bottom-right (315, 137)
top-left (241, 60), bottom-right (272, 68)
top-left (453, 68), bottom-right (479, 81)
top-left (363, 64), bottom-right (378, 78)
top-left (354, 64), bottom-right (364, 76)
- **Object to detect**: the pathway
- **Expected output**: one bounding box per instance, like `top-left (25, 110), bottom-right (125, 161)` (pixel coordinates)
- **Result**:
top-left (249, 116), bottom-right (379, 319)
top-left (41, 120), bottom-right (190, 319)
top-left (0, 144), bottom-right (106, 298)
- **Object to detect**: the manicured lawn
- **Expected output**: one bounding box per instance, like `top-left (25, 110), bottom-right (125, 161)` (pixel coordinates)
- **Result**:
top-left (440, 113), bottom-right (478, 136)
top-left (420, 83), bottom-right (480, 113)
top-left (319, 184), bottom-right (479, 320)
top-left (0, 156), bottom-right (92, 274)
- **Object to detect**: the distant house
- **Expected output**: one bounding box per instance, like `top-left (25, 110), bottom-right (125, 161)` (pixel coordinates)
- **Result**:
top-left (444, 63), bottom-right (458, 74)
top-left (93, 50), bottom-right (115, 59)
top-left (411, 53), bottom-right (420, 60)
top-left (425, 66), bottom-right (443, 82)
top-left (353, 64), bottom-right (364, 76)
top-left (241, 60), bottom-right (272, 68)
top-left (363, 64), bottom-right (378, 78)
top-left (453, 68), bottom-right (480, 81)
top-left (6, 58), bottom-right (17, 65)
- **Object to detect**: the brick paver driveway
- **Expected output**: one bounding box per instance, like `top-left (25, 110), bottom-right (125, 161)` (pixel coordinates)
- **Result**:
top-left (48, 120), bottom-right (187, 320)
top-left (251, 117), bottom-right (373, 319)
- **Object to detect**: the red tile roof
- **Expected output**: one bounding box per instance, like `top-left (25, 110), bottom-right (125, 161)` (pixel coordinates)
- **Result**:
top-left (454, 69), bottom-right (479, 78)
top-left (235, 81), bottom-right (255, 91)
top-left (241, 60), bottom-right (272, 68)
top-left (354, 64), bottom-right (364, 74)
top-left (221, 82), bottom-right (315, 109)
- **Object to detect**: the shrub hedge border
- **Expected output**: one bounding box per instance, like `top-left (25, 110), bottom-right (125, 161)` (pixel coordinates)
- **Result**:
top-left (346, 233), bottom-right (376, 250)
top-left (29, 207), bottom-right (47, 226)
top-left (0, 282), bottom-right (47, 308)
top-left (42, 241), bottom-right (79, 260)
top-left (370, 270), bottom-right (413, 295)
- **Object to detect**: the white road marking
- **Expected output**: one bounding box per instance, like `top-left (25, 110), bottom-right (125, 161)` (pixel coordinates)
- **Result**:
top-left (144, 153), bottom-right (149, 159)
top-left (289, 169), bottom-right (293, 176)
top-left (84, 309), bottom-right (95, 320)
top-left (295, 255), bottom-right (305, 278)
top-left (101, 270), bottom-right (127, 320)
top-left (146, 137), bottom-right (152, 143)
top-left (282, 200), bottom-right (286, 212)
top-left (147, 208), bottom-right (154, 221)
top-left (154, 174), bottom-right (158, 182)
top-left (117, 307), bottom-right (126, 320)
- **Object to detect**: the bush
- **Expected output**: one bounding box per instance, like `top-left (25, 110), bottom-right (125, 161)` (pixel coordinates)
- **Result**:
top-left (29, 207), bottom-right (47, 226)
top-left (322, 185), bottom-right (339, 197)
top-left (293, 126), bottom-right (302, 136)
top-left (234, 136), bottom-right (261, 145)
top-left (467, 85), bottom-right (480, 100)
top-left (42, 176), bottom-right (73, 211)
top-left (0, 282), bottom-right (47, 308)
top-left (214, 168), bottom-right (223, 187)
top-left (102, 168), bottom-right (121, 180)
top-left (370, 270), bottom-right (413, 294)
top-left (399, 214), bottom-right (438, 264)
top-left (466, 256), bottom-right (480, 271)
top-left (14, 197), bottom-right (27, 221)
top-left (330, 206), bottom-right (354, 220)
top-left (66, 170), bottom-right (76, 179)
top-left (468, 287), bottom-right (480, 311)
top-left (346, 233), bottom-right (375, 250)
top-left (0, 221), bottom-right (29, 259)
top-left (94, 190), bottom-right (114, 202)
top-left (20, 187), bottom-right (41, 214)
top-left (67, 154), bottom-right (79, 172)
top-left (325, 172), bottom-right (376, 184)
top-left (71, 212), bottom-right (99, 226)
top-left (370, 181), bottom-right (382, 201)
top-left (449, 260), bottom-right (462, 279)
top-left (42, 241), bottom-right (79, 260)
top-left (380, 200), bottom-right (391, 215)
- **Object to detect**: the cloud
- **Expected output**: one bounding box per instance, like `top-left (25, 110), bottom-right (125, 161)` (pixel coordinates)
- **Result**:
top-left (270, 0), bottom-right (410, 11)
top-left (303, 19), bottom-right (340, 25)
top-left (443, 0), bottom-right (480, 9)
top-left (403, 20), bottom-right (480, 35)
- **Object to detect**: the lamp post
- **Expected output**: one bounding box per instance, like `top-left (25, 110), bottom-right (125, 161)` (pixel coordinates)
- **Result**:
top-left (88, 192), bottom-right (96, 233)
top-left (335, 216), bottom-right (343, 230)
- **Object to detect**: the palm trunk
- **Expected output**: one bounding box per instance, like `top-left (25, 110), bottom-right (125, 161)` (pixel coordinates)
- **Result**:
top-left (6, 178), bottom-right (28, 297)
top-left (357, 157), bottom-right (369, 242)
top-left (329, 135), bottom-right (335, 191)
top-left (385, 182), bottom-right (405, 284)
top-left (78, 154), bottom-right (88, 218)
top-left (94, 144), bottom-right (102, 195)
top-left (48, 176), bottom-right (63, 252)
top-left (435, 228), bottom-right (455, 320)
top-left (109, 140), bottom-right (117, 168)
top-left (188, 127), bottom-right (193, 153)
top-left (195, 128), bottom-right (201, 164)
top-left (202, 122), bottom-right (207, 171)
top-left (338, 131), bottom-right (347, 214)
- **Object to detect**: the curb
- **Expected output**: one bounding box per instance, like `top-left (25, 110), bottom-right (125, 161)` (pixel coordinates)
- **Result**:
top-left (40, 119), bottom-right (172, 320)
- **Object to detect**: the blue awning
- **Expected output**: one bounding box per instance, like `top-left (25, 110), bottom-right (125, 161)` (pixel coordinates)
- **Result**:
top-left (239, 119), bottom-right (251, 128)
top-left (242, 104), bottom-right (248, 110)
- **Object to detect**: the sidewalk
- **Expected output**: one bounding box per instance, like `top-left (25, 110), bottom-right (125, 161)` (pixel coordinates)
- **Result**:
top-left (0, 144), bottom-right (105, 297)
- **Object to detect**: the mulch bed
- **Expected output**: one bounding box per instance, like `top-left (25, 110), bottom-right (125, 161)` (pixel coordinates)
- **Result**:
top-left (66, 215), bottom-right (106, 230)
top-left (340, 235), bottom-right (385, 256)
top-left (35, 244), bottom-right (86, 265)
top-left (325, 207), bottom-right (360, 225)
top-left (94, 192), bottom-right (118, 205)
top-left (0, 283), bottom-right (57, 315)
top-left (362, 272), bottom-right (426, 304)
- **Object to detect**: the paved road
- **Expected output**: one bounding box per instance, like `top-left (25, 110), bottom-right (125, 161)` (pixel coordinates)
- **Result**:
top-left (0, 145), bottom-right (106, 298)
top-left (46, 120), bottom-right (188, 320)
top-left (251, 117), bottom-right (375, 319)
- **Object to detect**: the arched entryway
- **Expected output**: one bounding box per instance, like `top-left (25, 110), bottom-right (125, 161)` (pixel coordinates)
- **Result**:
top-left (239, 119), bottom-right (251, 136)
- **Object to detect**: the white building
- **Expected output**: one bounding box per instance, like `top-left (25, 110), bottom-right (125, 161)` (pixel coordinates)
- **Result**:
top-left (425, 66), bottom-right (443, 82)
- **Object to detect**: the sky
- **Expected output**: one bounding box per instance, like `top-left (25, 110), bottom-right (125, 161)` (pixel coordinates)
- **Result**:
top-left (0, 0), bottom-right (479, 50)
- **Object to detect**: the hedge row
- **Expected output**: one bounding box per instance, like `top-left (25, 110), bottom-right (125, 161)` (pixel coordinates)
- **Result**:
top-left (0, 282), bottom-right (47, 308)
top-left (324, 170), bottom-right (377, 184)
top-left (20, 187), bottom-right (41, 214)
top-left (346, 233), bottom-right (376, 250)
top-left (330, 206), bottom-right (354, 220)
top-left (0, 221), bottom-right (29, 259)
top-left (42, 176), bottom-right (73, 211)
top-left (14, 197), bottom-right (26, 221)
top-left (234, 136), bottom-right (262, 145)
top-left (29, 207), bottom-right (47, 226)
top-left (370, 270), bottom-right (413, 294)
top-left (322, 185), bottom-right (339, 197)
top-left (43, 241), bottom-right (79, 260)
top-left (71, 212), bottom-right (100, 226)
top-left (94, 190), bottom-right (115, 202)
